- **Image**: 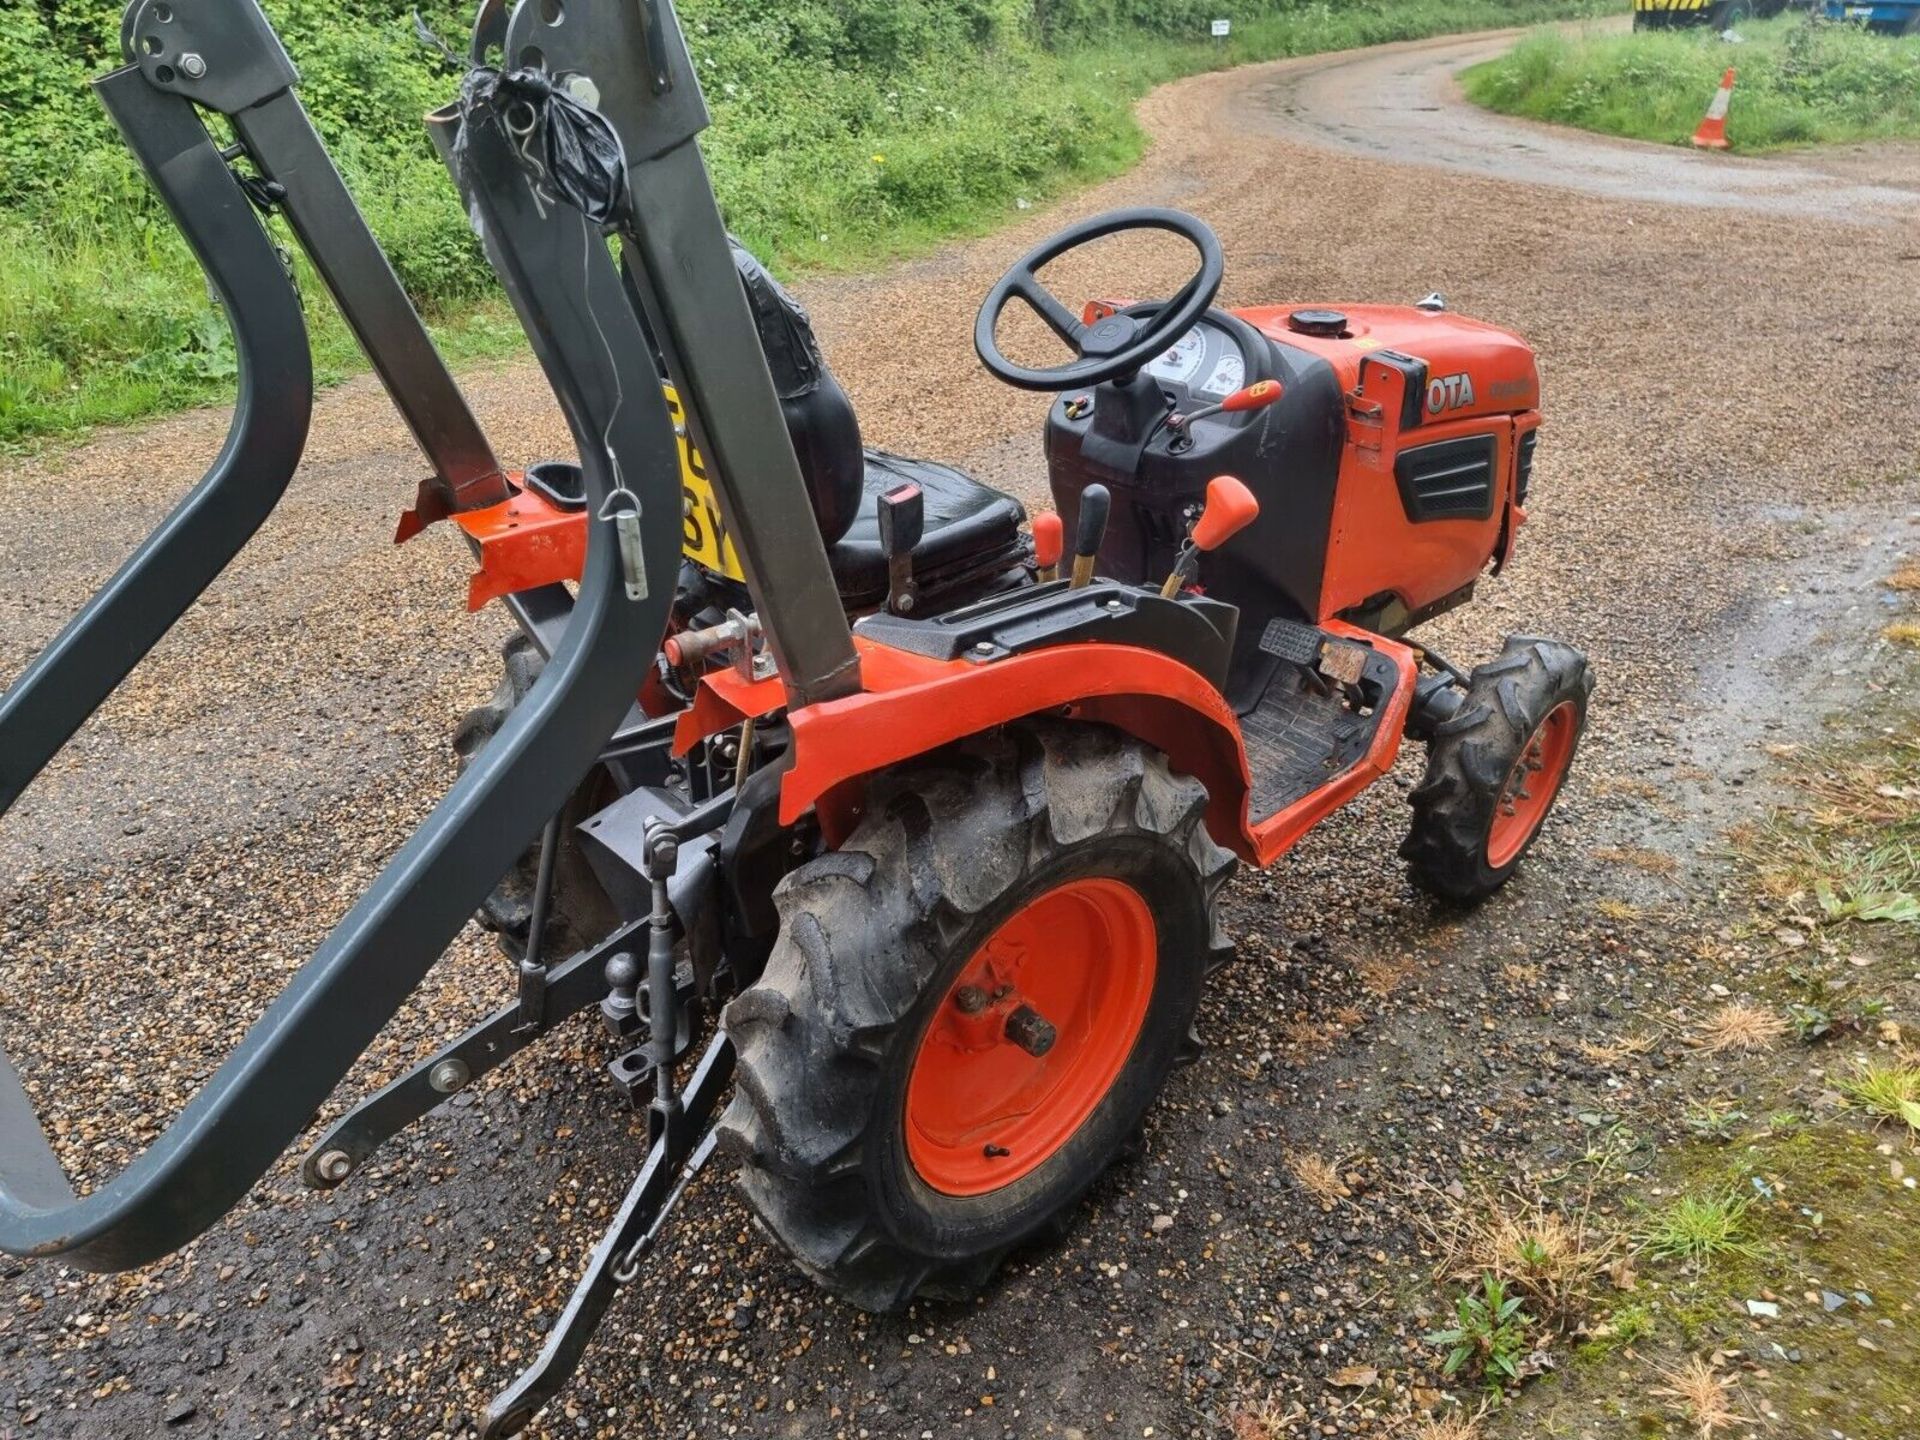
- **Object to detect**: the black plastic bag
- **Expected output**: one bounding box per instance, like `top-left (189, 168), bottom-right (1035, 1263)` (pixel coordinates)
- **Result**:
top-left (456, 65), bottom-right (628, 226)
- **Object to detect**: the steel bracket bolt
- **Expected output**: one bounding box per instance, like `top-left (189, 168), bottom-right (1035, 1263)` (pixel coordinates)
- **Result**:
top-left (429, 1058), bottom-right (471, 1094)
top-left (179, 53), bottom-right (207, 79)
top-left (315, 1150), bottom-right (353, 1185)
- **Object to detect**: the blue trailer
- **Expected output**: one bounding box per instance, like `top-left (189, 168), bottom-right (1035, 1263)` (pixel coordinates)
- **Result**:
top-left (1825, 0), bottom-right (1920, 32)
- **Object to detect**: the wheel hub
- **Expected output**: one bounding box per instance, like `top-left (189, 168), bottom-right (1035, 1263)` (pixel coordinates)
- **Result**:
top-left (1486, 700), bottom-right (1579, 869)
top-left (904, 877), bottom-right (1157, 1196)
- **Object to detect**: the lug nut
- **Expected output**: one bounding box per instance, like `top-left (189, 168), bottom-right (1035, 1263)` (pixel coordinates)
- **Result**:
top-left (1005, 1005), bottom-right (1057, 1057)
top-left (953, 985), bottom-right (990, 1015)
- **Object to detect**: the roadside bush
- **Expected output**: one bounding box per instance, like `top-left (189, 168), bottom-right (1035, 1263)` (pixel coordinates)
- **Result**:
top-left (1463, 13), bottom-right (1920, 150)
top-left (2, 0), bottom-right (1605, 443)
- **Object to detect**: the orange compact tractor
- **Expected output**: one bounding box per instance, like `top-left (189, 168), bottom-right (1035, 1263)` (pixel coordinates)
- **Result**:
top-left (0, 2), bottom-right (1592, 1433)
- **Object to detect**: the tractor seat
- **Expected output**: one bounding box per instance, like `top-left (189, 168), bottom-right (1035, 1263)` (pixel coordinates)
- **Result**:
top-left (828, 452), bottom-right (1027, 611)
top-left (730, 239), bottom-right (1027, 613)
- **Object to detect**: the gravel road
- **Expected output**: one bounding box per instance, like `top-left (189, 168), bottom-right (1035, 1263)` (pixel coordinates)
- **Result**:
top-left (2, 27), bottom-right (1917, 1440)
top-left (1243, 21), bottom-right (1920, 223)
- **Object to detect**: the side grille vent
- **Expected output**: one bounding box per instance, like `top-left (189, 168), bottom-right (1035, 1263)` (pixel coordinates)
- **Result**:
top-left (1395, 435), bottom-right (1497, 523)
top-left (1516, 428), bottom-right (1538, 508)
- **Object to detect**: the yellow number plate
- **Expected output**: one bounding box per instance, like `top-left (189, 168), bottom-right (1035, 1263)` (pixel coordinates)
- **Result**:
top-left (665, 386), bottom-right (747, 583)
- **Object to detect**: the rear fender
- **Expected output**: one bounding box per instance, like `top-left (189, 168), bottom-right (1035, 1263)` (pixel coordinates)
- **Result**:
top-left (674, 639), bottom-right (1259, 860)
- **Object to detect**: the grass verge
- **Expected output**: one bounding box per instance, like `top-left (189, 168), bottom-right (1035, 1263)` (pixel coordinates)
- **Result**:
top-left (2, 0), bottom-right (1608, 449)
top-left (1461, 13), bottom-right (1920, 150)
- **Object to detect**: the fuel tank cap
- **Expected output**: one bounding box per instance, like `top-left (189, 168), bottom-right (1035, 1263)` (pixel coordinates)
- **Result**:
top-left (1287, 309), bottom-right (1349, 337)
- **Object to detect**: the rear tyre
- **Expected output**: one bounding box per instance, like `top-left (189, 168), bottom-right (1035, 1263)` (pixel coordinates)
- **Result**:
top-left (452, 633), bottom-right (618, 961)
top-left (717, 722), bottom-right (1235, 1312)
top-left (1401, 636), bottom-right (1594, 903)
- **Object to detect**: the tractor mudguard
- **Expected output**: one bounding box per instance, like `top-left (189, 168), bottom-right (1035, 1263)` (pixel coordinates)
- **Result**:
top-left (0, 73), bottom-right (681, 1271)
top-left (673, 622), bottom-right (1260, 859)
top-left (673, 607), bottom-right (1419, 868)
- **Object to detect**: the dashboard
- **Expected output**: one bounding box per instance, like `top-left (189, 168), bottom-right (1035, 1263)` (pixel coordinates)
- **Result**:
top-left (1143, 321), bottom-right (1245, 402)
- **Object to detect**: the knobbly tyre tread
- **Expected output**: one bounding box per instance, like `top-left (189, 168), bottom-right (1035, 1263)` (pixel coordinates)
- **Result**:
top-left (452, 633), bottom-right (618, 959)
top-left (1401, 635), bottom-right (1594, 902)
top-left (716, 721), bottom-right (1236, 1313)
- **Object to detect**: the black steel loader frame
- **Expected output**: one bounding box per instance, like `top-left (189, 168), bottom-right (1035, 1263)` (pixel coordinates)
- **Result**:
top-left (0, 0), bottom-right (857, 1431)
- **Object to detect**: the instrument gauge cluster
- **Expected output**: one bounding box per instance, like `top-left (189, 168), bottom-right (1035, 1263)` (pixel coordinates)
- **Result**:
top-left (1145, 322), bottom-right (1247, 402)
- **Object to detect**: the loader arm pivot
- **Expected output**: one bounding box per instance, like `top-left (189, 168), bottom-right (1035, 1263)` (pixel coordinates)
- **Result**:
top-left (0, 3), bottom-right (683, 1270)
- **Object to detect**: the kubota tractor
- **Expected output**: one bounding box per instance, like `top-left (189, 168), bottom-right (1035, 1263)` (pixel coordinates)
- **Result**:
top-left (0, 2), bottom-right (1593, 1434)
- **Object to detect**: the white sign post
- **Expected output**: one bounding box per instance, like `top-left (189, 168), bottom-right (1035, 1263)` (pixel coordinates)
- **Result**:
top-left (1211, 18), bottom-right (1232, 39)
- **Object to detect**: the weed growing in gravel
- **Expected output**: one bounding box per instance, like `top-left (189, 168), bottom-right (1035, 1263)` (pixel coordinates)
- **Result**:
top-left (1652, 1356), bottom-right (1755, 1437)
top-left (1837, 1056), bottom-right (1920, 1135)
top-left (1441, 1192), bottom-right (1620, 1331)
top-left (1683, 1099), bottom-right (1748, 1142)
top-left (1577, 1032), bottom-right (1657, 1067)
top-left (1424, 1275), bottom-right (1535, 1393)
top-left (1742, 730), bottom-right (1920, 933)
top-left (1688, 1004), bottom-right (1787, 1055)
top-left (1638, 1191), bottom-right (1765, 1268)
top-left (1889, 565), bottom-right (1920, 592)
top-left (1286, 1152), bottom-right (1351, 1209)
top-left (1886, 622), bottom-right (1920, 649)
top-left (1592, 845), bottom-right (1679, 876)
top-left (1407, 1409), bottom-right (1484, 1440)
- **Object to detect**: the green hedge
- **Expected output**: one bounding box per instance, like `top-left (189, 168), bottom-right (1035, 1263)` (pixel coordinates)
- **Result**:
top-left (0, 0), bottom-right (1604, 444)
top-left (1463, 13), bottom-right (1920, 149)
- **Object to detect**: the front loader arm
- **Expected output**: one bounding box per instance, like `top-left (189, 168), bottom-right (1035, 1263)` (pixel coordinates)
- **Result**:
top-left (0, 68), bottom-right (312, 816)
top-left (0, 12), bottom-right (682, 1271)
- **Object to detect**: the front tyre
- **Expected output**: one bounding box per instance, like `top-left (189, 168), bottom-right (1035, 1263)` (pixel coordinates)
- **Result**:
top-left (716, 722), bottom-right (1236, 1312)
top-left (1401, 636), bottom-right (1594, 902)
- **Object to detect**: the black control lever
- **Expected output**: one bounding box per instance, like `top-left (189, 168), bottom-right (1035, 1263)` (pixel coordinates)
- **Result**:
top-left (878, 481), bottom-right (925, 615)
top-left (1070, 484), bottom-right (1111, 591)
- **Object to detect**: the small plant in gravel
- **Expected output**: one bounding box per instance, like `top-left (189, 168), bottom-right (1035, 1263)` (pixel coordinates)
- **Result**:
top-left (1407, 1409), bottom-right (1484, 1440)
top-left (1683, 1098), bottom-right (1748, 1143)
top-left (1652, 1355), bottom-right (1755, 1437)
top-left (1424, 1275), bottom-right (1534, 1393)
top-left (1886, 622), bottom-right (1920, 650)
top-left (1688, 1003), bottom-right (1788, 1055)
top-left (1639, 1191), bottom-right (1765, 1268)
top-left (1888, 564), bottom-right (1920, 593)
top-left (1286, 1151), bottom-right (1351, 1209)
top-left (1837, 1056), bottom-right (1920, 1135)
top-left (1786, 995), bottom-right (1890, 1043)
top-left (1424, 1184), bottom-right (1622, 1333)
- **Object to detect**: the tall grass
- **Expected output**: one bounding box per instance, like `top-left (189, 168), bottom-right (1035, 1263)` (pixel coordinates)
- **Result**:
top-left (1462, 13), bottom-right (1920, 150)
top-left (0, 0), bottom-right (1605, 446)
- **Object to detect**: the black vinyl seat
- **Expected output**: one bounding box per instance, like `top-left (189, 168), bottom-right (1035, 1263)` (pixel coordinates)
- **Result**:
top-left (828, 453), bottom-right (1028, 611)
top-left (730, 244), bottom-right (1027, 612)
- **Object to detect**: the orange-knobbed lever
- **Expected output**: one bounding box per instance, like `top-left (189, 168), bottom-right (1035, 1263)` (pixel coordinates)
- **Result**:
top-left (1032, 512), bottom-right (1064, 583)
top-left (1222, 379), bottom-right (1283, 413)
top-left (1161, 476), bottom-right (1261, 598)
top-left (1168, 379), bottom-right (1285, 434)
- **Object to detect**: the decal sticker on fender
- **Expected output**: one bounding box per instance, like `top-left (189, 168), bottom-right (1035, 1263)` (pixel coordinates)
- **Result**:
top-left (1426, 371), bottom-right (1476, 415)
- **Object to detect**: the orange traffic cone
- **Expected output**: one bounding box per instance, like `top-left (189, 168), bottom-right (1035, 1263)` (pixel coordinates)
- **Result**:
top-left (1691, 67), bottom-right (1736, 150)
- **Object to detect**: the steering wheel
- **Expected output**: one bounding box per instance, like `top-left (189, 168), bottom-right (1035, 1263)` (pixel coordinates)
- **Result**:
top-left (974, 208), bottom-right (1225, 392)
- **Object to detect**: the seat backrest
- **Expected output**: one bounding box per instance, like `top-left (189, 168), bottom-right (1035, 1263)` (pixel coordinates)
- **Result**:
top-left (730, 243), bottom-right (864, 547)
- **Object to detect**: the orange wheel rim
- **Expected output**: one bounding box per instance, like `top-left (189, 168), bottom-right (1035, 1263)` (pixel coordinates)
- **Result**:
top-left (1486, 701), bottom-right (1579, 869)
top-left (905, 877), bottom-right (1157, 1197)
